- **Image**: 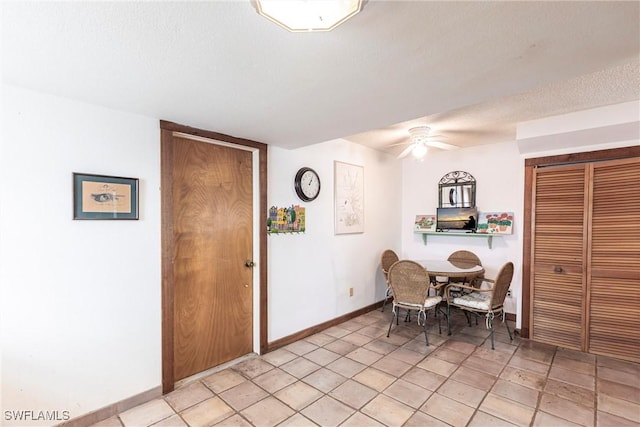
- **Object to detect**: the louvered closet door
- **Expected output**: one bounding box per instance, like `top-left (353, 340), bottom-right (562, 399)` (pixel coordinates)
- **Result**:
top-left (531, 164), bottom-right (588, 350)
top-left (588, 158), bottom-right (640, 362)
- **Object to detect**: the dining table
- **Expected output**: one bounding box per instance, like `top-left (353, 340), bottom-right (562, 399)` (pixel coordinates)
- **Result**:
top-left (416, 259), bottom-right (485, 282)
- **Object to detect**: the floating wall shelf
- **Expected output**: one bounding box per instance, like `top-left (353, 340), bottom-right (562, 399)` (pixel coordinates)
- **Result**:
top-left (415, 231), bottom-right (499, 249)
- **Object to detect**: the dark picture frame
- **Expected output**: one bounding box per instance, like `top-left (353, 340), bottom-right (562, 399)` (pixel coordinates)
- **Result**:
top-left (73, 173), bottom-right (139, 220)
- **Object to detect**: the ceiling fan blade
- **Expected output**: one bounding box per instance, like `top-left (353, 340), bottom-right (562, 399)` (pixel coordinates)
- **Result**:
top-left (397, 144), bottom-right (415, 159)
top-left (425, 140), bottom-right (458, 150)
top-left (388, 141), bottom-right (412, 147)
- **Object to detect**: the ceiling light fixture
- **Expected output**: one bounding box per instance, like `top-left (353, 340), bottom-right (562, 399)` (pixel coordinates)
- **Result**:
top-left (396, 125), bottom-right (456, 160)
top-left (411, 143), bottom-right (428, 160)
top-left (255, 0), bottom-right (362, 32)
top-left (409, 126), bottom-right (430, 159)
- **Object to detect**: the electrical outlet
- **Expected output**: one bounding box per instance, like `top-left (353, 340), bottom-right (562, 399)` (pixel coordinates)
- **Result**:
top-left (349, 287), bottom-right (354, 297)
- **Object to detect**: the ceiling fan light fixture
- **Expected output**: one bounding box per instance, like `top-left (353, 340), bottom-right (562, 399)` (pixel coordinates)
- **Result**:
top-left (256, 0), bottom-right (362, 32)
top-left (411, 143), bottom-right (428, 159)
top-left (408, 126), bottom-right (432, 144)
top-left (396, 124), bottom-right (456, 160)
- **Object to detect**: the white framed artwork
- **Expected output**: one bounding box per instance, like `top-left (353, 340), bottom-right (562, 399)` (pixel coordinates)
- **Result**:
top-left (334, 161), bottom-right (364, 234)
top-left (415, 214), bottom-right (436, 231)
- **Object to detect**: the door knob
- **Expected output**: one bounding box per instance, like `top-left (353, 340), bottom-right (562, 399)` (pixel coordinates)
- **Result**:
top-left (245, 260), bottom-right (256, 268)
top-left (554, 266), bottom-right (564, 273)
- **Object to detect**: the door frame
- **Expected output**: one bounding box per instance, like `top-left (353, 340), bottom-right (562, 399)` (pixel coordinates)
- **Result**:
top-left (160, 120), bottom-right (268, 393)
top-left (521, 145), bottom-right (640, 339)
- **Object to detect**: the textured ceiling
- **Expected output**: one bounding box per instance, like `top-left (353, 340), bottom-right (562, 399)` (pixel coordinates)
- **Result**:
top-left (2, 1), bottom-right (639, 155)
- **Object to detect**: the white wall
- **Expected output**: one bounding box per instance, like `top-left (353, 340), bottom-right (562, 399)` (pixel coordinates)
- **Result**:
top-left (0, 85), bottom-right (162, 425)
top-left (401, 142), bottom-right (524, 326)
top-left (267, 141), bottom-right (402, 340)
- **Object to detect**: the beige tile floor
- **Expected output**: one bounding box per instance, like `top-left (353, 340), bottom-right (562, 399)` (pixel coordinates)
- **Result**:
top-left (92, 309), bottom-right (640, 427)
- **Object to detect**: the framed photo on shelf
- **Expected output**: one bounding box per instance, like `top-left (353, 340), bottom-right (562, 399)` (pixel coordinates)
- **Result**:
top-left (334, 161), bottom-right (364, 234)
top-left (414, 214), bottom-right (436, 231)
top-left (73, 173), bottom-right (139, 220)
top-left (477, 212), bottom-right (514, 234)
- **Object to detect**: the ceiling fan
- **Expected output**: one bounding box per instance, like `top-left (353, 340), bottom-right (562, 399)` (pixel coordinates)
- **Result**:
top-left (393, 126), bottom-right (459, 159)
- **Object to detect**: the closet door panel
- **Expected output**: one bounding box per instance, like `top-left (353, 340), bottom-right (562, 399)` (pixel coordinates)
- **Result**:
top-left (588, 158), bottom-right (640, 362)
top-left (531, 165), bottom-right (587, 350)
top-left (589, 278), bottom-right (639, 362)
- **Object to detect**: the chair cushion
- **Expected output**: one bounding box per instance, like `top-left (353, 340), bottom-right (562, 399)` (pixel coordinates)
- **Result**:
top-left (452, 292), bottom-right (490, 310)
top-left (424, 295), bottom-right (442, 309)
top-left (395, 295), bottom-right (442, 311)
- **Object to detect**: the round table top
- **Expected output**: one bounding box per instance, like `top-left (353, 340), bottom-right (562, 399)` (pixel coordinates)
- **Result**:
top-left (416, 259), bottom-right (485, 278)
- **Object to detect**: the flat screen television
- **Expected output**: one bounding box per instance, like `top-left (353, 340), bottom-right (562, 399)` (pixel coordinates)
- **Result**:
top-left (436, 207), bottom-right (478, 232)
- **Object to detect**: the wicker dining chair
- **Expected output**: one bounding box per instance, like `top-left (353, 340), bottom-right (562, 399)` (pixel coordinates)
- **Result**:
top-left (386, 260), bottom-right (443, 346)
top-left (433, 250), bottom-right (482, 286)
top-left (448, 249), bottom-right (481, 267)
top-left (445, 261), bottom-right (514, 349)
top-left (447, 250), bottom-right (483, 283)
top-left (442, 250), bottom-right (484, 310)
top-left (380, 249), bottom-right (399, 312)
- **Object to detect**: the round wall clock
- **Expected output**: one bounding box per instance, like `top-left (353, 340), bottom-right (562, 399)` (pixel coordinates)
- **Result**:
top-left (294, 167), bottom-right (321, 202)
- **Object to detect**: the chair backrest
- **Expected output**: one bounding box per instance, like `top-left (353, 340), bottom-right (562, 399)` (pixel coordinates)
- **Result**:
top-left (387, 260), bottom-right (431, 306)
top-left (447, 250), bottom-right (481, 267)
top-left (381, 249), bottom-right (399, 279)
top-left (490, 262), bottom-right (514, 309)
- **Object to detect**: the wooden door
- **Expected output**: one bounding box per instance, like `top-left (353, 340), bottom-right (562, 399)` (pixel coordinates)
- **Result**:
top-left (172, 136), bottom-right (254, 381)
top-left (588, 158), bottom-right (640, 362)
top-left (530, 164), bottom-right (589, 350)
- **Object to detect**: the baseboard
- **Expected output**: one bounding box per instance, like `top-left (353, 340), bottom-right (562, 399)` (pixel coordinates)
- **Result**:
top-left (267, 300), bottom-right (384, 352)
top-left (58, 386), bottom-right (162, 427)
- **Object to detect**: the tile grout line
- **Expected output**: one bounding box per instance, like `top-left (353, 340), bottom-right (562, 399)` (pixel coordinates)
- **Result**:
top-left (330, 313), bottom-right (452, 425)
top-left (530, 345), bottom-right (558, 426)
top-left (462, 328), bottom-right (521, 427)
